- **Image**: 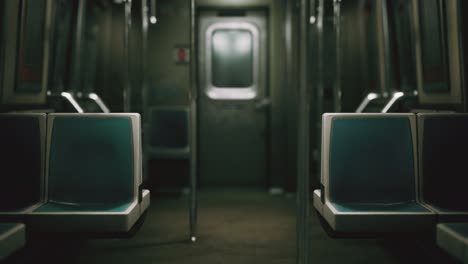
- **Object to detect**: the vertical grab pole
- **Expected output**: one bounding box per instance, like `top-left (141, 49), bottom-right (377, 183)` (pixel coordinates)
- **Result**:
top-left (380, 0), bottom-right (393, 95)
top-left (297, 0), bottom-right (310, 263)
top-left (141, 0), bottom-right (149, 182)
top-left (455, 0), bottom-right (466, 112)
top-left (123, 0), bottom-right (132, 112)
top-left (315, 0), bottom-right (325, 181)
top-left (333, 0), bottom-right (342, 112)
top-left (142, 0), bottom-right (148, 115)
top-left (189, 0), bottom-right (198, 243)
top-left (71, 0), bottom-right (86, 95)
top-left (375, 0), bottom-right (391, 97)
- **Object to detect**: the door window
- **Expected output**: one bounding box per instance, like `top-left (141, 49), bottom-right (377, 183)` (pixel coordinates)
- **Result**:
top-left (212, 29), bottom-right (253, 88)
top-left (205, 22), bottom-right (259, 100)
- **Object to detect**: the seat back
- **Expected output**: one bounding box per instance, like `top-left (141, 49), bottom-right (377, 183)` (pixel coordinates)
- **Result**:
top-left (418, 114), bottom-right (468, 211)
top-left (323, 113), bottom-right (417, 204)
top-left (147, 106), bottom-right (189, 156)
top-left (46, 113), bottom-right (141, 205)
top-left (0, 114), bottom-right (45, 212)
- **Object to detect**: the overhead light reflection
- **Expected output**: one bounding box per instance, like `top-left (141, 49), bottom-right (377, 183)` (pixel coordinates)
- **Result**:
top-left (234, 33), bottom-right (251, 53)
top-left (393, 92), bottom-right (404, 99)
top-left (213, 31), bottom-right (252, 54)
top-left (310, 16), bottom-right (316, 24)
top-left (213, 33), bottom-right (229, 52)
top-left (367, 93), bottom-right (378, 100)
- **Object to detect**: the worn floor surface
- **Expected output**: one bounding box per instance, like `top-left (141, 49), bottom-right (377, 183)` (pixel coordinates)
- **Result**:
top-left (4, 189), bottom-right (460, 264)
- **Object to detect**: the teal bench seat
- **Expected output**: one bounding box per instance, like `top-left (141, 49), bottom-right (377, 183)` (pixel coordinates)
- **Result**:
top-left (0, 114), bottom-right (46, 220)
top-left (418, 114), bottom-right (468, 221)
top-left (28, 114), bottom-right (149, 233)
top-left (315, 114), bottom-right (435, 232)
top-left (147, 106), bottom-right (190, 158)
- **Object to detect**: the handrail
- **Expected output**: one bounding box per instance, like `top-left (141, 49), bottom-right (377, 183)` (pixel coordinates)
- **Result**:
top-left (47, 91), bottom-right (84, 113)
top-left (355, 92), bottom-right (383, 113)
top-left (381, 91), bottom-right (418, 113)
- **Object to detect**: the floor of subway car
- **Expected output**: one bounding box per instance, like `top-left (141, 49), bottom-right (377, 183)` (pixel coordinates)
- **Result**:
top-left (3, 189), bottom-right (461, 264)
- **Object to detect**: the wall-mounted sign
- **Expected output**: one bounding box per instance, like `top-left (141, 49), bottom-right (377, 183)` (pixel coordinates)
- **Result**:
top-left (174, 46), bottom-right (190, 64)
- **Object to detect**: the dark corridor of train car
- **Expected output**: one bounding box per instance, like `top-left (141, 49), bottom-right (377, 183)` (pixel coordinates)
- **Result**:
top-left (1, 0), bottom-right (468, 263)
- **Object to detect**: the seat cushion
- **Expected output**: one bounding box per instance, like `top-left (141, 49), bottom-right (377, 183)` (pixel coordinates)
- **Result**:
top-left (437, 223), bottom-right (468, 262)
top-left (323, 201), bottom-right (435, 232)
top-left (0, 223), bottom-right (26, 261)
top-left (33, 201), bottom-right (135, 213)
top-left (331, 201), bottom-right (432, 213)
top-left (28, 201), bottom-right (140, 233)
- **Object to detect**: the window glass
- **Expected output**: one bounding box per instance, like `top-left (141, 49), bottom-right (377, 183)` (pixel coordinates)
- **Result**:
top-left (419, 0), bottom-right (450, 93)
top-left (211, 29), bottom-right (253, 88)
top-left (15, 0), bottom-right (46, 93)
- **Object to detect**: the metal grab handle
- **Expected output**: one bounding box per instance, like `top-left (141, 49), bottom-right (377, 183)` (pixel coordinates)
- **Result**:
top-left (47, 91), bottom-right (84, 113)
top-left (381, 91), bottom-right (418, 113)
top-left (77, 92), bottom-right (110, 113)
top-left (88, 93), bottom-right (110, 113)
top-left (355, 92), bottom-right (382, 113)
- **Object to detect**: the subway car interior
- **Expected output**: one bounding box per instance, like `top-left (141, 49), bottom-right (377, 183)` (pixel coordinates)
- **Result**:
top-left (1, 0), bottom-right (468, 263)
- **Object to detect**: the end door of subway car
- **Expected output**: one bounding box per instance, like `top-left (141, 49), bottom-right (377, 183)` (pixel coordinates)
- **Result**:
top-left (198, 10), bottom-right (269, 187)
